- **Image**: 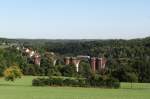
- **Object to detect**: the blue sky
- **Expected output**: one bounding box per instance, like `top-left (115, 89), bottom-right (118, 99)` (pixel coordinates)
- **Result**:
top-left (0, 0), bottom-right (150, 39)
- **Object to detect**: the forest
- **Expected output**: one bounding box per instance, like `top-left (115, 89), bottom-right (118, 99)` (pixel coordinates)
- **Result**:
top-left (0, 37), bottom-right (150, 83)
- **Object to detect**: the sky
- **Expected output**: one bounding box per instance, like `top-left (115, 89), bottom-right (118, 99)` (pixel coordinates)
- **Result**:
top-left (0, 0), bottom-right (150, 39)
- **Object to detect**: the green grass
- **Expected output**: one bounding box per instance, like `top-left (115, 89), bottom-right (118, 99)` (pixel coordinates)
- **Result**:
top-left (121, 82), bottom-right (150, 89)
top-left (0, 76), bottom-right (150, 99)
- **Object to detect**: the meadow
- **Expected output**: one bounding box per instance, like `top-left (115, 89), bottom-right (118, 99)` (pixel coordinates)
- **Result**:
top-left (0, 76), bottom-right (150, 99)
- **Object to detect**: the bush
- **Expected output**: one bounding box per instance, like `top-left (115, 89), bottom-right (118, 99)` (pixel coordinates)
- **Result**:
top-left (105, 77), bottom-right (120, 88)
top-left (32, 78), bottom-right (49, 86)
top-left (32, 76), bottom-right (120, 88)
top-left (4, 65), bottom-right (22, 81)
top-left (51, 77), bottom-right (64, 86)
top-left (88, 75), bottom-right (120, 88)
top-left (32, 77), bottom-right (87, 87)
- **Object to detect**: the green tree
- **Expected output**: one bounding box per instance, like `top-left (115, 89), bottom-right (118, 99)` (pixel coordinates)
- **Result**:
top-left (126, 73), bottom-right (138, 88)
top-left (61, 64), bottom-right (77, 77)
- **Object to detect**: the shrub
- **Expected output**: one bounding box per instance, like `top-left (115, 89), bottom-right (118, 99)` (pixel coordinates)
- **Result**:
top-left (32, 77), bottom-right (86, 87)
top-left (88, 75), bottom-right (120, 88)
top-left (32, 78), bottom-right (48, 86)
top-left (32, 76), bottom-right (120, 88)
top-left (105, 77), bottom-right (120, 88)
top-left (3, 65), bottom-right (22, 81)
top-left (52, 77), bottom-right (64, 86)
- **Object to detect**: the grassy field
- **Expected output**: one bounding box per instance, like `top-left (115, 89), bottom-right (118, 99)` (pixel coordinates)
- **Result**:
top-left (0, 76), bottom-right (150, 99)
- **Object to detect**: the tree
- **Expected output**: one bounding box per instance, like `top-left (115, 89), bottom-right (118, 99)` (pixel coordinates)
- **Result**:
top-left (126, 73), bottom-right (138, 88)
top-left (40, 52), bottom-right (57, 76)
top-left (78, 62), bottom-right (92, 78)
top-left (61, 64), bottom-right (77, 77)
top-left (3, 65), bottom-right (22, 81)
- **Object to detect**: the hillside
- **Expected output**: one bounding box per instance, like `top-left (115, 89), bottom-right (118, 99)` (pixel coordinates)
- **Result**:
top-left (0, 36), bottom-right (150, 83)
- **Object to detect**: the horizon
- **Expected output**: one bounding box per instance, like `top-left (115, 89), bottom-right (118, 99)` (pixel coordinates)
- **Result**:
top-left (0, 33), bottom-right (149, 39)
top-left (0, 0), bottom-right (150, 39)
top-left (0, 35), bottom-right (149, 40)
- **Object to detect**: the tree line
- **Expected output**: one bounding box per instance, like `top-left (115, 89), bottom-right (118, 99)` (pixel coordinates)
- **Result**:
top-left (0, 37), bottom-right (150, 83)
